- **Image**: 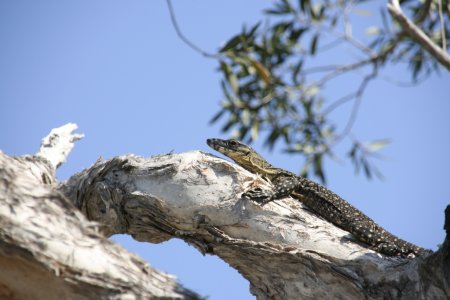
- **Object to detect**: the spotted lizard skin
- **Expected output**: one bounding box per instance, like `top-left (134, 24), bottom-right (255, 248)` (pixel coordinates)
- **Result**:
top-left (207, 138), bottom-right (427, 257)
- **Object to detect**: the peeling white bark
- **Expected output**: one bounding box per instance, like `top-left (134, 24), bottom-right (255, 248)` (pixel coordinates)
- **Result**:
top-left (0, 124), bottom-right (200, 300)
top-left (60, 150), bottom-right (450, 299)
top-left (36, 122), bottom-right (84, 170)
top-left (2, 124), bottom-right (448, 300)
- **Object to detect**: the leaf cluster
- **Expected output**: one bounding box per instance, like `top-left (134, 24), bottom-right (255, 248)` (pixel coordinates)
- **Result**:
top-left (211, 0), bottom-right (448, 182)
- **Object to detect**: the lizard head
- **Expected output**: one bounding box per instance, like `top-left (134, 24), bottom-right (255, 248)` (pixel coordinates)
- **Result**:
top-left (207, 138), bottom-right (252, 157)
top-left (206, 138), bottom-right (274, 175)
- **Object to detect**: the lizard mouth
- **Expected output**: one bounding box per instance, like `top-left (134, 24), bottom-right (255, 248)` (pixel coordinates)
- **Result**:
top-left (206, 138), bottom-right (226, 151)
top-left (206, 138), bottom-right (215, 147)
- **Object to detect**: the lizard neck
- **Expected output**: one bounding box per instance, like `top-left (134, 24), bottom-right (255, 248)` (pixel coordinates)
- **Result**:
top-left (229, 151), bottom-right (286, 179)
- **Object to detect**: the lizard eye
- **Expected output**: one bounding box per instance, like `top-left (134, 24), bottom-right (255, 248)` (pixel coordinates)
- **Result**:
top-left (229, 140), bottom-right (238, 147)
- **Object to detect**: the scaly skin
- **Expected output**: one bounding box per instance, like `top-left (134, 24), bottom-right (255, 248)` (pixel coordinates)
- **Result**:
top-left (207, 138), bottom-right (427, 257)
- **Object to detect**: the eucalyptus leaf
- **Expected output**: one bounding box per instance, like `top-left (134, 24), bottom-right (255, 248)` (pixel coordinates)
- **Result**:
top-left (366, 139), bottom-right (390, 152)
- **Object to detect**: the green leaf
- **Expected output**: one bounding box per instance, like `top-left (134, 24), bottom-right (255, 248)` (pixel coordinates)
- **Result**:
top-left (249, 58), bottom-right (271, 86)
top-left (365, 26), bottom-right (380, 36)
top-left (247, 22), bottom-right (261, 37)
top-left (313, 154), bottom-right (326, 183)
top-left (411, 51), bottom-right (424, 81)
top-left (265, 0), bottom-right (293, 15)
top-left (220, 62), bottom-right (240, 93)
top-left (220, 79), bottom-right (232, 101)
top-left (330, 15), bottom-right (338, 27)
top-left (366, 139), bottom-right (390, 152)
top-left (242, 109), bottom-right (250, 126)
top-left (310, 3), bottom-right (324, 20)
top-left (209, 109), bottom-right (225, 124)
top-left (251, 120), bottom-right (259, 141)
top-left (264, 9), bottom-right (291, 15)
top-left (237, 125), bottom-right (250, 140)
top-left (273, 21), bottom-right (293, 34)
top-left (288, 27), bottom-right (307, 44)
top-left (220, 35), bottom-right (242, 52)
top-left (299, 0), bottom-right (310, 13)
top-left (305, 84), bottom-right (319, 97)
top-left (310, 33), bottom-right (319, 55)
top-left (219, 61), bottom-right (231, 78)
top-left (300, 162), bottom-right (309, 178)
top-left (348, 144), bottom-right (357, 159)
top-left (222, 114), bottom-right (238, 132)
top-left (362, 158), bottom-right (372, 179)
top-left (291, 60), bottom-right (303, 85)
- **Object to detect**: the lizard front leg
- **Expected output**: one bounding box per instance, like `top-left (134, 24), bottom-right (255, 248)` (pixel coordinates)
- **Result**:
top-left (243, 177), bottom-right (299, 205)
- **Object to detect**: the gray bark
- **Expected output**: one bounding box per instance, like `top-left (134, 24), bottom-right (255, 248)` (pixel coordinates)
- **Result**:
top-left (0, 124), bottom-right (201, 300)
top-left (2, 124), bottom-right (448, 299)
top-left (58, 135), bottom-right (449, 299)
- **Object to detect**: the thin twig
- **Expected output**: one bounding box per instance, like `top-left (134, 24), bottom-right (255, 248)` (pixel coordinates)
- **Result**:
top-left (343, 4), bottom-right (352, 39)
top-left (324, 66), bottom-right (378, 145)
top-left (314, 58), bottom-right (373, 87)
top-left (303, 22), bottom-right (404, 130)
top-left (302, 64), bottom-right (341, 75)
top-left (304, 29), bottom-right (402, 83)
top-left (323, 21), bottom-right (376, 57)
top-left (438, 0), bottom-right (447, 52)
top-left (338, 67), bottom-right (378, 140)
top-left (166, 0), bottom-right (219, 59)
top-left (338, 2), bottom-right (380, 57)
top-left (316, 38), bottom-right (344, 54)
top-left (380, 72), bottom-right (428, 87)
top-left (323, 91), bottom-right (358, 115)
top-left (293, 4), bottom-right (376, 58)
top-left (284, 67), bottom-right (378, 156)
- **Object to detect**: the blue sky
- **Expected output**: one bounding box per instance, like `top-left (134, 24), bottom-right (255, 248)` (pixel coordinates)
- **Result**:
top-left (1, 1), bottom-right (449, 299)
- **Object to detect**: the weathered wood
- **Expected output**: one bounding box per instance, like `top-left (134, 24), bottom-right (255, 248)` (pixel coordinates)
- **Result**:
top-left (2, 123), bottom-right (448, 299)
top-left (0, 124), bottom-right (200, 300)
top-left (60, 149), bottom-right (450, 299)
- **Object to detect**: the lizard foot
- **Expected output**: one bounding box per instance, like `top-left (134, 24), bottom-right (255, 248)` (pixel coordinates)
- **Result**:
top-left (242, 187), bottom-right (274, 205)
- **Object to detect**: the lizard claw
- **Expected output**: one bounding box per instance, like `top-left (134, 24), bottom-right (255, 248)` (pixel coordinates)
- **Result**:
top-left (242, 187), bottom-right (274, 205)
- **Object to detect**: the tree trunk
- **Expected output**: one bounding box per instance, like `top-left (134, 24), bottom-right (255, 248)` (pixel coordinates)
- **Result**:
top-left (2, 124), bottom-right (449, 299)
top-left (0, 124), bottom-right (200, 300)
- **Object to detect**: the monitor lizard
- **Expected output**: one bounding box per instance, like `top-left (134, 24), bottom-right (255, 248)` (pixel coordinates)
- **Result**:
top-left (207, 138), bottom-right (427, 257)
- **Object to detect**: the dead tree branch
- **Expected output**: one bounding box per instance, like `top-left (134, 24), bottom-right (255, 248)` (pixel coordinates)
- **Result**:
top-left (59, 147), bottom-right (449, 299)
top-left (4, 124), bottom-right (448, 299)
top-left (0, 124), bottom-right (201, 300)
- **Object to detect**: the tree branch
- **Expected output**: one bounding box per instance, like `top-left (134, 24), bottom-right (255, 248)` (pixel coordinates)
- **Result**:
top-left (36, 122), bottom-right (84, 169)
top-left (60, 150), bottom-right (449, 299)
top-left (0, 125), bottom-right (201, 300)
top-left (388, 0), bottom-right (450, 70)
top-left (437, 0), bottom-right (447, 52)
